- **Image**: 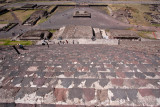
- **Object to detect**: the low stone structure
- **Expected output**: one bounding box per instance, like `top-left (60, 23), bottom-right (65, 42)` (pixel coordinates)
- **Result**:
top-left (56, 25), bottom-right (93, 39)
top-left (0, 7), bottom-right (8, 15)
top-left (150, 14), bottom-right (160, 24)
top-left (109, 30), bottom-right (140, 40)
top-left (144, 12), bottom-right (160, 24)
top-left (149, 4), bottom-right (160, 12)
top-left (112, 7), bottom-right (133, 24)
top-left (73, 11), bottom-right (91, 18)
top-left (19, 30), bottom-right (52, 40)
top-left (21, 4), bottom-right (37, 9)
top-left (23, 10), bottom-right (47, 26)
top-left (35, 5), bottom-right (50, 9)
top-left (0, 23), bottom-right (18, 32)
top-left (93, 28), bottom-right (103, 39)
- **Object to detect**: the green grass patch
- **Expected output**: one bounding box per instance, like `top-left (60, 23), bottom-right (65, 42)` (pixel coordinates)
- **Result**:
top-left (0, 12), bottom-right (14, 24)
top-left (13, 10), bottom-right (36, 22)
top-left (37, 17), bottom-right (48, 24)
top-left (0, 39), bottom-right (33, 46)
top-left (48, 29), bottom-right (57, 33)
top-left (152, 23), bottom-right (160, 27)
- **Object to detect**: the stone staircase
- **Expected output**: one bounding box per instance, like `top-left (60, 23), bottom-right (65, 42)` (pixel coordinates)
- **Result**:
top-left (0, 44), bottom-right (160, 106)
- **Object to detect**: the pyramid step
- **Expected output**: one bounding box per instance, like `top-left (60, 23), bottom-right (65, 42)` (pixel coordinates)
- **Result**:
top-left (2, 76), bottom-right (160, 89)
top-left (0, 87), bottom-right (159, 106)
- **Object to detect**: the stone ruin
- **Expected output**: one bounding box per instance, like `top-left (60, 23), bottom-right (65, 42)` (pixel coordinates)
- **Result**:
top-left (35, 5), bottom-right (50, 9)
top-left (54, 25), bottom-right (110, 40)
top-left (0, 7), bottom-right (8, 15)
top-left (112, 7), bottom-right (133, 24)
top-left (144, 12), bottom-right (160, 24)
top-left (19, 30), bottom-right (52, 40)
top-left (149, 4), bottom-right (160, 13)
top-left (23, 10), bottom-right (47, 26)
top-left (150, 14), bottom-right (160, 24)
top-left (109, 30), bottom-right (140, 40)
top-left (56, 25), bottom-right (93, 39)
top-left (20, 4), bottom-right (50, 10)
top-left (20, 4), bottom-right (37, 10)
top-left (35, 25), bottom-right (119, 45)
top-left (0, 23), bottom-right (18, 32)
top-left (73, 11), bottom-right (91, 18)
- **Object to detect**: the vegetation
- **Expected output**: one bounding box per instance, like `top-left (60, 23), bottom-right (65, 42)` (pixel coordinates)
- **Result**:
top-left (13, 10), bottom-right (36, 22)
top-left (137, 31), bottom-right (156, 39)
top-left (108, 4), bottom-right (159, 26)
top-left (152, 23), bottom-right (160, 27)
top-left (0, 12), bottom-right (14, 24)
top-left (37, 17), bottom-right (48, 24)
top-left (48, 29), bottom-right (57, 33)
top-left (0, 39), bottom-right (33, 46)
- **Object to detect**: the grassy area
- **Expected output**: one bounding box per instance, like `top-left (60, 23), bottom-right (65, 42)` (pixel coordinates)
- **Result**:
top-left (152, 23), bottom-right (160, 27)
top-left (37, 5), bottom-right (57, 24)
top-left (0, 12), bottom-right (14, 24)
top-left (0, 39), bottom-right (33, 46)
top-left (37, 17), bottom-right (48, 24)
top-left (137, 31), bottom-right (155, 39)
top-left (13, 10), bottom-right (36, 22)
top-left (48, 29), bottom-right (57, 33)
top-left (108, 4), bottom-right (159, 26)
top-left (94, 6), bottom-right (110, 14)
top-left (55, 6), bottom-right (74, 13)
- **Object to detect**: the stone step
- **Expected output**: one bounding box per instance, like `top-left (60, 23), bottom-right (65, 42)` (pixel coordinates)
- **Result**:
top-left (93, 28), bottom-right (102, 39)
top-left (36, 39), bottom-right (119, 45)
top-left (0, 87), bottom-right (159, 106)
top-left (1, 71), bottom-right (160, 79)
top-left (2, 76), bottom-right (160, 89)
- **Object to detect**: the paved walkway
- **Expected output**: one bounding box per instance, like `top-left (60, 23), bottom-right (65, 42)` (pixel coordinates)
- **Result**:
top-left (37, 7), bottom-right (131, 30)
top-left (0, 44), bottom-right (160, 106)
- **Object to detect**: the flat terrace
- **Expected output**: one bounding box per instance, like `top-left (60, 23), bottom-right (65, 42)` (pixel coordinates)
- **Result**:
top-left (109, 30), bottom-right (140, 40)
top-left (0, 44), bottom-right (160, 106)
top-left (57, 25), bottom-right (93, 39)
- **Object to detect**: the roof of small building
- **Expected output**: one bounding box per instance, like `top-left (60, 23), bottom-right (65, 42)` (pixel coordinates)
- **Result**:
top-left (110, 29), bottom-right (140, 38)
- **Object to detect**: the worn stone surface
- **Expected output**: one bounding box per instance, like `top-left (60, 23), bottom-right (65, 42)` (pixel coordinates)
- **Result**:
top-left (0, 44), bottom-right (160, 106)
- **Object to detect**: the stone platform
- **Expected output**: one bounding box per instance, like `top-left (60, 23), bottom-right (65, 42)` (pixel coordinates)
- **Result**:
top-left (56, 25), bottom-right (93, 39)
top-left (36, 39), bottom-right (118, 45)
top-left (0, 44), bottom-right (160, 106)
